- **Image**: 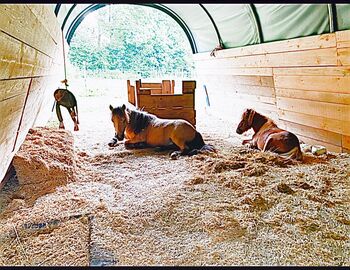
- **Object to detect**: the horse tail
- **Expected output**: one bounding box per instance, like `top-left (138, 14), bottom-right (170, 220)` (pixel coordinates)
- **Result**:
top-left (279, 146), bottom-right (303, 161)
top-left (186, 132), bottom-right (216, 156)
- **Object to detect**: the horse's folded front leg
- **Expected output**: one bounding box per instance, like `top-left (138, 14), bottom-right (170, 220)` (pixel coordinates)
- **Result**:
top-left (108, 135), bottom-right (119, 147)
top-left (242, 139), bottom-right (252, 145)
top-left (242, 139), bottom-right (257, 149)
top-left (170, 148), bottom-right (190, 160)
top-left (124, 140), bottom-right (148, 149)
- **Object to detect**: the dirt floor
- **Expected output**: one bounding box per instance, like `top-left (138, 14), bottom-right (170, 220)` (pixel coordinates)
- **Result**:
top-left (0, 82), bottom-right (349, 266)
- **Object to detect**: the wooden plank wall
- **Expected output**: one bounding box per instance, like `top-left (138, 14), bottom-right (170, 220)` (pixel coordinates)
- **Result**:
top-left (0, 4), bottom-right (63, 182)
top-left (128, 80), bottom-right (197, 126)
top-left (194, 30), bottom-right (350, 153)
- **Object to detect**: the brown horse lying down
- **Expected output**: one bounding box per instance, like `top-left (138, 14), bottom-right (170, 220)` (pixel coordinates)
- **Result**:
top-left (236, 109), bottom-right (303, 160)
top-left (108, 104), bottom-right (216, 158)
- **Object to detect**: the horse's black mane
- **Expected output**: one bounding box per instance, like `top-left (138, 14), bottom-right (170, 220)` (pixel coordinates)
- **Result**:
top-left (128, 108), bottom-right (155, 134)
top-left (112, 106), bottom-right (155, 134)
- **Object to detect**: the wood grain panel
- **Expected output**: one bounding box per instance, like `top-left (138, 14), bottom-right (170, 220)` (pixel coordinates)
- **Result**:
top-left (198, 48), bottom-right (337, 68)
top-left (342, 135), bottom-right (350, 149)
top-left (277, 97), bottom-right (350, 121)
top-left (278, 109), bottom-right (350, 136)
top-left (196, 66), bottom-right (273, 76)
top-left (14, 77), bottom-right (47, 149)
top-left (296, 134), bottom-right (342, 153)
top-left (275, 88), bottom-right (350, 105)
top-left (0, 4), bottom-right (57, 57)
top-left (209, 75), bottom-right (274, 87)
top-left (274, 75), bottom-right (350, 93)
top-left (0, 92), bottom-right (27, 145)
top-left (273, 66), bottom-right (350, 76)
top-left (0, 78), bottom-right (31, 102)
top-left (138, 94), bottom-right (194, 109)
top-left (145, 107), bottom-right (196, 125)
top-left (279, 120), bottom-right (342, 146)
top-left (194, 33), bottom-right (336, 60)
top-left (203, 78), bottom-right (275, 98)
top-left (336, 30), bottom-right (350, 48)
top-left (0, 32), bottom-right (54, 80)
top-left (338, 48), bottom-right (350, 66)
top-left (27, 4), bottom-right (61, 44)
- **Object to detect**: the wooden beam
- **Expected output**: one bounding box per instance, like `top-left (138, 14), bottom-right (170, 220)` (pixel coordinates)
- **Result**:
top-left (196, 48), bottom-right (337, 68)
top-left (275, 88), bottom-right (350, 105)
top-left (27, 4), bottom-right (62, 44)
top-left (279, 120), bottom-right (342, 147)
top-left (336, 30), bottom-right (350, 48)
top-left (193, 33), bottom-right (336, 60)
top-left (277, 97), bottom-right (350, 122)
top-left (278, 109), bottom-right (350, 136)
top-left (274, 75), bottom-right (350, 94)
top-left (338, 48), bottom-right (350, 66)
top-left (145, 107), bottom-right (196, 126)
top-left (204, 75), bottom-right (274, 87)
top-left (296, 134), bottom-right (342, 153)
top-left (342, 135), bottom-right (350, 150)
top-left (0, 5), bottom-right (58, 57)
top-left (138, 94), bottom-right (194, 109)
top-left (195, 66), bottom-right (273, 76)
top-left (273, 66), bottom-right (350, 76)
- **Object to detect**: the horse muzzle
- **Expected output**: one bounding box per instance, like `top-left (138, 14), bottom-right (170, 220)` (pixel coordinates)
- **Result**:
top-left (236, 127), bottom-right (243, 134)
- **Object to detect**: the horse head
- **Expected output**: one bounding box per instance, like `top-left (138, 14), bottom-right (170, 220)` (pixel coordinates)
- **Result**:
top-left (109, 104), bottom-right (128, 141)
top-left (236, 108), bottom-right (256, 134)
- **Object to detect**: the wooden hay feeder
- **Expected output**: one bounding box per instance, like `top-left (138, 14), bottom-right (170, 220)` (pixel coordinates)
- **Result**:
top-left (127, 79), bottom-right (196, 126)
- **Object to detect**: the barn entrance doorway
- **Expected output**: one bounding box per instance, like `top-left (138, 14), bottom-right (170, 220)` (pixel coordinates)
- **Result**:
top-left (46, 4), bottom-right (234, 153)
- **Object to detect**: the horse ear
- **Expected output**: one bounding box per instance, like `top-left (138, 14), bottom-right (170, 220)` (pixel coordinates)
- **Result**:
top-left (109, 105), bottom-right (114, 111)
top-left (122, 104), bottom-right (126, 111)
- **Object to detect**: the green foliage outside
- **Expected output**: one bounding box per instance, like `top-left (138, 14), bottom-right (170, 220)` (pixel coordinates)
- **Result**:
top-left (68, 5), bottom-right (195, 79)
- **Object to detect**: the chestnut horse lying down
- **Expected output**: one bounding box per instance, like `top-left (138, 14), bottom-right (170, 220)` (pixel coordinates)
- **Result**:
top-left (236, 109), bottom-right (303, 160)
top-left (108, 104), bottom-right (216, 158)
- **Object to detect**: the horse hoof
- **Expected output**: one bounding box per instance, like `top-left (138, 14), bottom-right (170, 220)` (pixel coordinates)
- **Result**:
top-left (170, 152), bottom-right (180, 160)
top-left (74, 126), bottom-right (79, 131)
top-left (108, 142), bottom-right (118, 147)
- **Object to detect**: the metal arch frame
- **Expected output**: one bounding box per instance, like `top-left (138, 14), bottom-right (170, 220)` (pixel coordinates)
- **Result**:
top-left (327, 4), bottom-right (338, 33)
top-left (199, 4), bottom-right (224, 48)
top-left (63, 3), bottom-right (198, 54)
top-left (61, 4), bottom-right (77, 31)
top-left (246, 4), bottom-right (263, 44)
top-left (66, 4), bottom-right (104, 41)
top-left (54, 4), bottom-right (61, 16)
top-left (141, 4), bottom-right (198, 53)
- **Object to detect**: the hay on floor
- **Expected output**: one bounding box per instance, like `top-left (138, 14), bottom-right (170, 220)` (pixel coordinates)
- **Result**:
top-left (0, 112), bottom-right (349, 266)
top-left (12, 127), bottom-right (76, 205)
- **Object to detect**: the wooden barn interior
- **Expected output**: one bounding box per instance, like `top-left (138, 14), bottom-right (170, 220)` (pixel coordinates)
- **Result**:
top-left (0, 3), bottom-right (349, 266)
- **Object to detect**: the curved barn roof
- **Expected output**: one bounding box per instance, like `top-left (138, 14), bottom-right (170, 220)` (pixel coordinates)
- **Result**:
top-left (52, 3), bottom-right (350, 53)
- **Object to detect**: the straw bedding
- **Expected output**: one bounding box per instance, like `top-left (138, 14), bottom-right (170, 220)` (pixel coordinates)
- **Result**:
top-left (11, 128), bottom-right (76, 205)
top-left (0, 124), bottom-right (349, 265)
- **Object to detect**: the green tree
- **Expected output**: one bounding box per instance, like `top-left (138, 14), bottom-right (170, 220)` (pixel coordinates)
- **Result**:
top-left (68, 5), bottom-right (195, 78)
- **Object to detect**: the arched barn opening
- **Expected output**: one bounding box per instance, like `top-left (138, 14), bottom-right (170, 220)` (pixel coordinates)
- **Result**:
top-left (0, 3), bottom-right (349, 266)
